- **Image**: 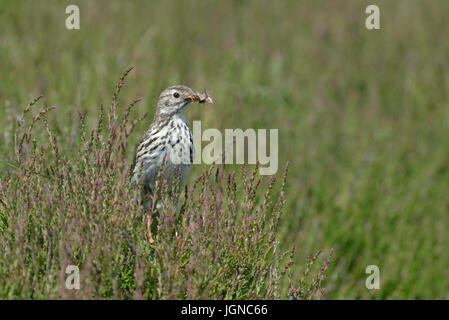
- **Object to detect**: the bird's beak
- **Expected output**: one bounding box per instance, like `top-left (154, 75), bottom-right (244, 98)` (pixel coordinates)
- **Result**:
top-left (187, 93), bottom-right (201, 102)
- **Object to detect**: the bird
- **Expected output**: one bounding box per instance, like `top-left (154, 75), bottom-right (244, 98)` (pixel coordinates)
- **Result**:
top-left (131, 85), bottom-right (213, 210)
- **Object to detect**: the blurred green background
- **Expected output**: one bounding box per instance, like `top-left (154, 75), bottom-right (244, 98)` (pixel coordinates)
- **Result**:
top-left (1, 0), bottom-right (449, 299)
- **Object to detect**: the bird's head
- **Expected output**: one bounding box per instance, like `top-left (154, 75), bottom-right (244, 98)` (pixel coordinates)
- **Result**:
top-left (155, 85), bottom-right (213, 117)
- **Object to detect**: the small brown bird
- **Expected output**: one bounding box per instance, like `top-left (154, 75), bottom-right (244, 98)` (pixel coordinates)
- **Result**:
top-left (131, 85), bottom-right (213, 209)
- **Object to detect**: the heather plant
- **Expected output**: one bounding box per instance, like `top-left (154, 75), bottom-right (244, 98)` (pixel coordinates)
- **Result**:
top-left (0, 68), bottom-right (331, 299)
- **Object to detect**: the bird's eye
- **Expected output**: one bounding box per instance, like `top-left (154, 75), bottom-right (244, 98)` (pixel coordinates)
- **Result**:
top-left (173, 92), bottom-right (180, 98)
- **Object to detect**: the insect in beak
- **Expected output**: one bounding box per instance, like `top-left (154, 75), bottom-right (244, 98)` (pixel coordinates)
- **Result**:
top-left (198, 88), bottom-right (214, 104)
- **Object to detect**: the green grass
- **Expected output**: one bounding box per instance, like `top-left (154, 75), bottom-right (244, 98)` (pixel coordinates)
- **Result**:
top-left (1, 0), bottom-right (449, 299)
